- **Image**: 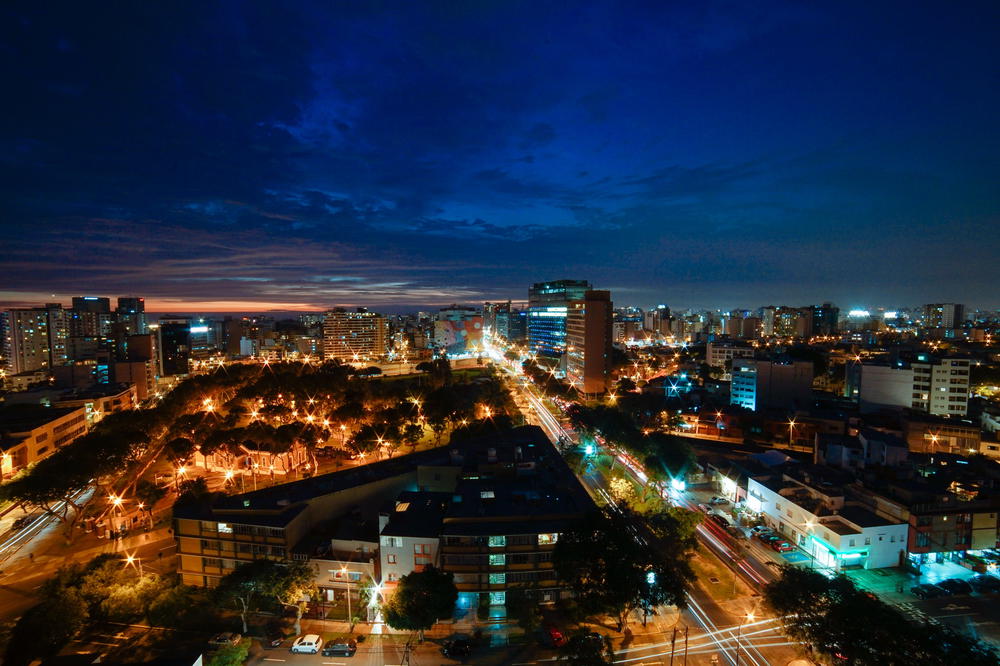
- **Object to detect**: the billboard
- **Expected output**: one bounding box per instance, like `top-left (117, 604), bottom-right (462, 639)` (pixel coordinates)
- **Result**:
top-left (433, 318), bottom-right (483, 355)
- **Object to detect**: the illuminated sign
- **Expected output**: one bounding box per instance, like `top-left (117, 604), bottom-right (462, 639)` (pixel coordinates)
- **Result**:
top-left (190, 326), bottom-right (210, 334)
top-left (848, 309), bottom-right (870, 317)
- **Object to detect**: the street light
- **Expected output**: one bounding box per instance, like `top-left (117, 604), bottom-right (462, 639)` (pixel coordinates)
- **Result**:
top-left (340, 566), bottom-right (353, 624)
top-left (735, 611), bottom-right (754, 666)
top-left (788, 419), bottom-right (796, 447)
top-left (125, 553), bottom-right (144, 576)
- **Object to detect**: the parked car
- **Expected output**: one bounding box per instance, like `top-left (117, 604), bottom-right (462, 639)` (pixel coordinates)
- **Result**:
top-left (709, 514), bottom-right (732, 529)
top-left (290, 635), bottom-right (323, 654)
top-left (208, 632), bottom-right (242, 648)
top-left (709, 496), bottom-right (728, 505)
top-left (758, 533), bottom-right (781, 545)
top-left (969, 574), bottom-right (1000, 593)
top-left (750, 525), bottom-right (772, 535)
top-left (911, 584), bottom-right (948, 600)
top-left (769, 540), bottom-right (795, 553)
top-left (697, 503), bottom-right (713, 513)
top-left (545, 625), bottom-right (568, 648)
top-left (442, 638), bottom-right (472, 659)
top-left (726, 525), bottom-right (749, 540)
top-left (937, 578), bottom-right (973, 595)
top-left (322, 637), bottom-right (357, 657)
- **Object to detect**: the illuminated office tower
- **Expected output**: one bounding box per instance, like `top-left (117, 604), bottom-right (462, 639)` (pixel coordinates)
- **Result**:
top-left (527, 279), bottom-right (591, 357)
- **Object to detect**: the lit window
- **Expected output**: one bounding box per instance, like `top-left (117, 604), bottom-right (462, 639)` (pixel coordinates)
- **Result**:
top-left (488, 536), bottom-right (506, 547)
top-left (537, 533), bottom-right (559, 545)
top-left (489, 554), bottom-right (506, 566)
top-left (480, 490), bottom-right (495, 499)
top-left (489, 573), bottom-right (506, 585)
top-left (396, 502), bottom-right (410, 512)
top-left (218, 523), bottom-right (233, 534)
top-left (387, 554), bottom-right (397, 564)
top-left (489, 591), bottom-right (506, 605)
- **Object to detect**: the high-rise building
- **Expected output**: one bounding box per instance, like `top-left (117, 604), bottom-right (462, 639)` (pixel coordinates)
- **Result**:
top-left (810, 303), bottom-right (839, 337)
top-left (67, 295), bottom-right (113, 340)
top-left (484, 301), bottom-right (512, 340)
top-left (527, 280), bottom-right (591, 357)
top-left (156, 317), bottom-right (191, 377)
top-left (566, 290), bottom-right (612, 395)
top-left (923, 303), bottom-right (965, 329)
top-left (71, 296), bottom-right (111, 313)
top-left (2, 305), bottom-right (68, 375)
top-left (849, 354), bottom-right (970, 417)
top-left (116, 297), bottom-right (147, 335)
top-left (322, 309), bottom-right (388, 362)
top-left (730, 358), bottom-right (814, 411)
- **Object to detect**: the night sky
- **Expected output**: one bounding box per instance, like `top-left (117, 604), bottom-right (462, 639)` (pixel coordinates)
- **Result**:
top-left (2, 2), bottom-right (998, 312)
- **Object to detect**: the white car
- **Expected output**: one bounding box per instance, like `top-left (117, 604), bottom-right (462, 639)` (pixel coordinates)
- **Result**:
top-left (290, 634), bottom-right (323, 654)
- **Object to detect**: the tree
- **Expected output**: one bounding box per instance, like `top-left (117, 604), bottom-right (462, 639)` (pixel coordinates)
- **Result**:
top-left (506, 586), bottom-right (542, 634)
top-left (382, 566), bottom-right (458, 640)
top-left (562, 630), bottom-right (613, 665)
top-left (208, 639), bottom-right (250, 666)
top-left (764, 566), bottom-right (999, 665)
top-left (554, 508), bottom-right (691, 631)
top-left (215, 559), bottom-right (315, 636)
top-left (259, 559), bottom-right (316, 636)
top-left (215, 559), bottom-right (273, 634)
top-left (135, 478), bottom-right (166, 526)
top-left (3, 587), bottom-right (88, 666)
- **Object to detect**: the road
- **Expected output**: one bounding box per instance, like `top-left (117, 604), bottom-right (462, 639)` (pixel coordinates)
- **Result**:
top-left (492, 356), bottom-right (804, 665)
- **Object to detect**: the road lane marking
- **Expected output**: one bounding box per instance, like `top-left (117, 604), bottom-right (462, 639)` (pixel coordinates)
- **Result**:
top-left (263, 659), bottom-right (286, 662)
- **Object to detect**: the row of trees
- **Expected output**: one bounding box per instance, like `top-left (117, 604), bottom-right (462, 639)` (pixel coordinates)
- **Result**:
top-left (554, 506), bottom-right (700, 631)
top-left (765, 566), bottom-right (999, 665)
top-left (566, 402), bottom-right (694, 483)
top-left (4, 554), bottom-right (211, 666)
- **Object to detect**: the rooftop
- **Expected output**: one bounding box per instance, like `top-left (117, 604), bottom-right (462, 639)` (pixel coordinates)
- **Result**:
top-left (0, 404), bottom-right (82, 434)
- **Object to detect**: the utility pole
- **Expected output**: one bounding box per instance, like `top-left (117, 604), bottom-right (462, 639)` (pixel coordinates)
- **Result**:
top-left (683, 625), bottom-right (689, 665)
top-left (669, 627), bottom-right (677, 666)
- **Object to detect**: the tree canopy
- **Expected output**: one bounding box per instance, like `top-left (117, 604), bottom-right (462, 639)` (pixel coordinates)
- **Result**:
top-left (554, 507), bottom-right (695, 630)
top-left (382, 566), bottom-right (458, 638)
top-left (765, 566), bottom-right (999, 665)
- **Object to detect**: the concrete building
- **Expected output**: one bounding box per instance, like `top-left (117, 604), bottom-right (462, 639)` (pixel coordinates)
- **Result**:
top-left (527, 280), bottom-right (591, 357)
top-left (0, 405), bottom-right (88, 477)
top-left (747, 469), bottom-right (908, 570)
top-left (730, 358), bottom-right (813, 412)
top-left (705, 341), bottom-right (754, 381)
top-left (322, 309), bottom-right (388, 362)
top-left (174, 426), bottom-right (594, 615)
top-left (156, 317), bottom-right (191, 377)
top-left (2, 305), bottom-right (68, 375)
top-left (565, 290), bottom-right (612, 395)
top-left (379, 491), bottom-right (449, 585)
top-left (849, 355), bottom-right (969, 417)
top-left (923, 303), bottom-right (964, 329)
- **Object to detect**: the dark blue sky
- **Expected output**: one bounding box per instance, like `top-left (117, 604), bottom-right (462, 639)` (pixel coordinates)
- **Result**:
top-left (2, 1), bottom-right (998, 312)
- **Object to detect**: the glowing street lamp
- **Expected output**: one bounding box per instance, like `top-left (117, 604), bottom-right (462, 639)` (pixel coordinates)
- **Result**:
top-left (125, 553), bottom-right (144, 576)
top-left (735, 612), bottom-right (755, 666)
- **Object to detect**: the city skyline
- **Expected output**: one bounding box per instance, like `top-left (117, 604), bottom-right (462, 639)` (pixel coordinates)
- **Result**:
top-left (2, 2), bottom-right (998, 310)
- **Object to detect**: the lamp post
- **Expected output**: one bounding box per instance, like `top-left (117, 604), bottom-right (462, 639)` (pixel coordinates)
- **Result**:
top-left (735, 612), bottom-right (754, 666)
top-left (788, 419), bottom-right (796, 448)
top-left (125, 553), bottom-right (143, 577)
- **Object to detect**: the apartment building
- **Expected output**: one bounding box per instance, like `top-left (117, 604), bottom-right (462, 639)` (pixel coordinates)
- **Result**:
top-left (0, 405), bottom-right (88, 477)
